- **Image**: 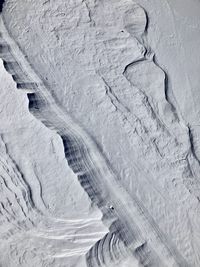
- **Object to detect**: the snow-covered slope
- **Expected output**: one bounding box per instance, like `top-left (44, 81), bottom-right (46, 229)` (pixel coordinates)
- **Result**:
top-left (0, 0), bottom-right (200, 266)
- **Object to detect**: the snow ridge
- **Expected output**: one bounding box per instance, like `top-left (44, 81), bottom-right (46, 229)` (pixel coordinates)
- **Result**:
top-left (0, 5), bottom-right (193, 266)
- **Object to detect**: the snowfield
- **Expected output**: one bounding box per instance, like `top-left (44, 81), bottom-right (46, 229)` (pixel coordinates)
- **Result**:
top-left (0, 0), bottom-right (200, 266)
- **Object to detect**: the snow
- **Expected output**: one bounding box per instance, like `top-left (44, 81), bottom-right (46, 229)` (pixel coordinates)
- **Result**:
top-left (0, 0), bottom-right (200, 266)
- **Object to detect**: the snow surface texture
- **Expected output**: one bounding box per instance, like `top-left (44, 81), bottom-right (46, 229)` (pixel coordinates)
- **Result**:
top-left (0, 0), bottom-right (200, 266)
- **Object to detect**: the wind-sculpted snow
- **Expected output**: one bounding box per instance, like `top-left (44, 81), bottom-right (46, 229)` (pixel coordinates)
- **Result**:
top-left (0, 135), bottom-right (35, 234)
top-left (0, 62), bottom-right (107, 267)
top-left (0, 16), bottom-right (180, 266)
top-left (0, 16), bottom-right (108, 267)
top-left (0, 0), bottom-right (200, 266)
